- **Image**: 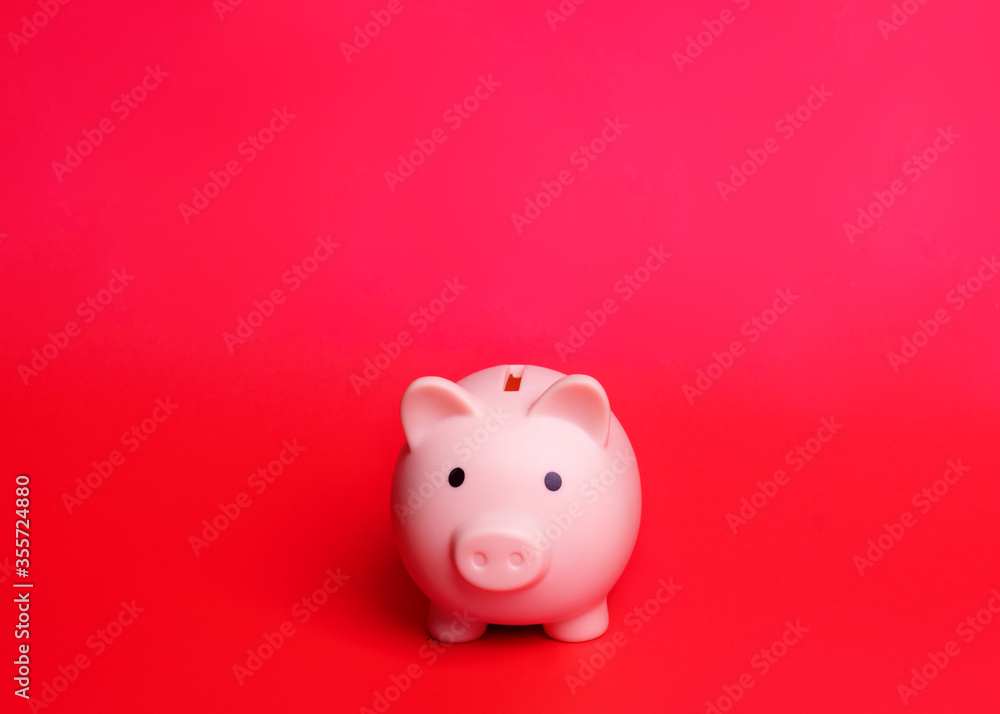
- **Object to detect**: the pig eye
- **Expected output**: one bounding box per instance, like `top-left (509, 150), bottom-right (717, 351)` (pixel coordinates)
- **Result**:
top-left (544, 471), bottom-right (562, 491)
top-left (448, 467), bottom-right (465, 488)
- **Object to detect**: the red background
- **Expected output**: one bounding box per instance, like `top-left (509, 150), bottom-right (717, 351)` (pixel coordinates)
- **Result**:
top-left (2, 0), bottom-right (999, 712)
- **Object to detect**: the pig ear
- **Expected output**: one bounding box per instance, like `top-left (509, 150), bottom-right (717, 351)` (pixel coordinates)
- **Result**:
top-left (528, 375), bottom-right (611, 447)
top-left (401, 377), bottom-right (482, 448)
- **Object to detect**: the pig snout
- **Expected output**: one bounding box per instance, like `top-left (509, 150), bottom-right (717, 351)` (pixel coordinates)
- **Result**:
top-left (452, 515), bottom-right (549, 592)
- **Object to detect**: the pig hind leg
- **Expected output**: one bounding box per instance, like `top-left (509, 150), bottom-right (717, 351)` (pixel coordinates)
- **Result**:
top-left (543, 599), bottom-right (609, 642)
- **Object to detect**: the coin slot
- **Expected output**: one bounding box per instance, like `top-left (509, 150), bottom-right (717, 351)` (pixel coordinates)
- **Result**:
top-left (503, 365), bottom-right (525, 391)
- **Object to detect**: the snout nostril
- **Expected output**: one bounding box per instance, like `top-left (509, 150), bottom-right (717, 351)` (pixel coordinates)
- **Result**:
top-left (454, 527), bottom-right (547, 591)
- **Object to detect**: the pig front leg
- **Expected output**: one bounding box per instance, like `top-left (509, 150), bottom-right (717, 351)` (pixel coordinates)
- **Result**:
top-left (543, 599), bottom-right (609, 642)
top-left (427, 601), bottom-right (487, 643)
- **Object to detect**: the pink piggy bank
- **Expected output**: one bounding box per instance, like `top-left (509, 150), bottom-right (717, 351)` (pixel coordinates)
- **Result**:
top-left (391, 364), bottom-right (641, 642)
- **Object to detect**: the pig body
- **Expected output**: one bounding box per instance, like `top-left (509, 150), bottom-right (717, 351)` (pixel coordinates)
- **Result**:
top-left (391, 364), bottom-right (641, 642)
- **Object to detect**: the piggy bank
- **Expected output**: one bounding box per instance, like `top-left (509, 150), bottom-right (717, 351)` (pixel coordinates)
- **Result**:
top-left (391, 364), bottom-right (641, 642)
